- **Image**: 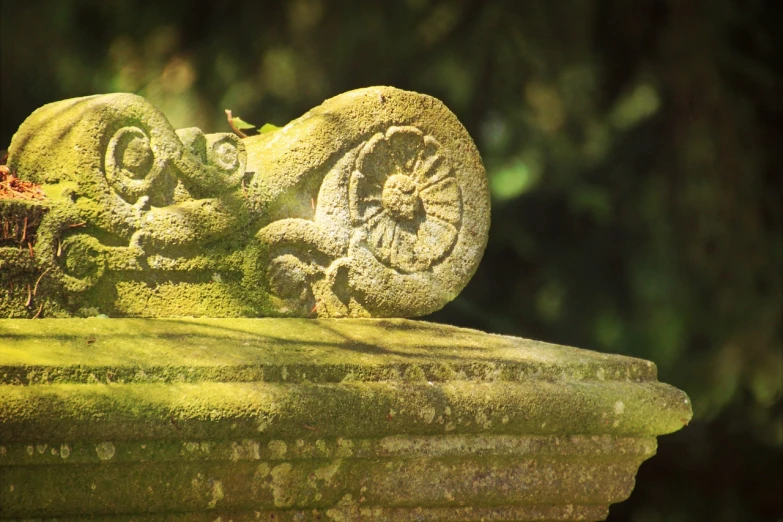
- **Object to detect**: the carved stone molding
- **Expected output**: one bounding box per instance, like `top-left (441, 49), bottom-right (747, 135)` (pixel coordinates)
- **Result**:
top-left (0, 318), bottom-right (693, 520)
top-left (1, 87), bottom-right (490, 318)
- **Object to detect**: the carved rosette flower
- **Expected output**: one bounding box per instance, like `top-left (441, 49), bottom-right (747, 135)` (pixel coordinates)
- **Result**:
top-left (349, 126), bottom-right (462, 273)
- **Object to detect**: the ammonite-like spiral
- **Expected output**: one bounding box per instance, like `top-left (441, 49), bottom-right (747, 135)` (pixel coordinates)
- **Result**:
top-left (104, 126), bottom-right (161, 203)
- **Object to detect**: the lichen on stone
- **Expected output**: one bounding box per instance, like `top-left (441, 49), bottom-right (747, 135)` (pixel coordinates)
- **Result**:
top-left (2, 87), bottom-right (490, 318)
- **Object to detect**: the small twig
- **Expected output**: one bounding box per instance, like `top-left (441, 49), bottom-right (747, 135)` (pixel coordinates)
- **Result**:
top-left (66, 222), bottom-right (86, 228)
top-left (32, 302), bottom-right (44, 319)
top-left (303, 424), bottom-right (318, 432)
top-left (225, 109), bottom-right (248, 139)
top-left (21, 216), bottom-right (27, 242)
top-left (56, 238), bottom-right (62, 257)
top-left (25, 284), bottom-right (32, 307)
top-left (28, 241), bottom-right (34, 258)
top-left (32, 267), bottom-right (51, 296)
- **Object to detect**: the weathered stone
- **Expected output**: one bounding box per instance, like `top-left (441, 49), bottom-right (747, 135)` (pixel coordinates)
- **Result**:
top-left (0, 318), bottom-right (692, 521)
top-left (1, 87), bottom-right (490, 318)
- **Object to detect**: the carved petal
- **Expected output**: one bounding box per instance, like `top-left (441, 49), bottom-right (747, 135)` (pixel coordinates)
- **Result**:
top-left (387, 126), bottom-right (424, 172)
top-left (419, 177), bottom-right (462, 225)
top-left (349, 170), bottom-right (383, 224)
top-left (416, 216), bottom-right (459, 267)
top-left (414, 152), bottom-right (451, 189)
top-left (366, 212), bottom-right (396, 265)
top-left (357, 133), bottom-right (394, 187)
top-left (390, 220), bottom-right (420, 273)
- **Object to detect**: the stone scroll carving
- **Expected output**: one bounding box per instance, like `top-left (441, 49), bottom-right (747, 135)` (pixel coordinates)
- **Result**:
top-left (0, 87), bottom-right (490, 318)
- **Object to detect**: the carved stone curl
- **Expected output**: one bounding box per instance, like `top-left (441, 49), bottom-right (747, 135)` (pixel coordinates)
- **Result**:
top-left (1, 87), bottom-right (490, 318)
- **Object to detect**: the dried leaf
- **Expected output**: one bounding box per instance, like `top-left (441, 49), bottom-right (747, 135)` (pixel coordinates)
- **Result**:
top-left (0, 170), bottom-right (46, 200)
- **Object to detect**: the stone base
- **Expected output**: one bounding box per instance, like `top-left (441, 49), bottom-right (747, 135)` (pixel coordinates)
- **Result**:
top-left (0, 318), bottom-right (691, 521)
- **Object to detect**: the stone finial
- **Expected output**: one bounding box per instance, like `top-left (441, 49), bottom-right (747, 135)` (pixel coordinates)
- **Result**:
top-left (1, 87), bottom-right (490, 318)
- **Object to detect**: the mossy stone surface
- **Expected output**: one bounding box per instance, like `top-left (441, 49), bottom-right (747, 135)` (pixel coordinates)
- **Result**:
top-left (0, 318), bottom-right (691, 520)
top-left (2, 87), bottom-right (490, 318)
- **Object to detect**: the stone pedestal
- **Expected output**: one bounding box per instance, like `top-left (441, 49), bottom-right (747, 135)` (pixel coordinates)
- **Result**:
top-left (0, 318), bottom-right (691, 521)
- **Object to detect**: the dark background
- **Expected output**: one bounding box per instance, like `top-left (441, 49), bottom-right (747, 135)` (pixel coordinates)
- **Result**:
top-left (1, 1), bottom-right (780, 520)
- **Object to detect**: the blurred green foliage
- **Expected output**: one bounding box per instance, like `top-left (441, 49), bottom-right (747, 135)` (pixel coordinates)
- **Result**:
top-left (1, 1), bottom-right (780, 520)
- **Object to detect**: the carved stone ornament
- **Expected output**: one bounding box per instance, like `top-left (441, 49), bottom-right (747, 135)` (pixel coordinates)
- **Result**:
top-left (0, 87), bottom-right (490, 318)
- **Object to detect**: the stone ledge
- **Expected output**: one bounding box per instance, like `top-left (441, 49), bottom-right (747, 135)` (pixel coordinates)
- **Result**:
top-left (0, 318), bottom-right (691, 521)
top-left (1, 318), bottom-right (660, 383)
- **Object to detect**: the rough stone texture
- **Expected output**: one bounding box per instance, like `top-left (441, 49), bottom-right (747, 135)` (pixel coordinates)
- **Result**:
top-left (0, 318), bottom-right (692, 521)
top-left (1, 87), bottom-right (490, 318)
